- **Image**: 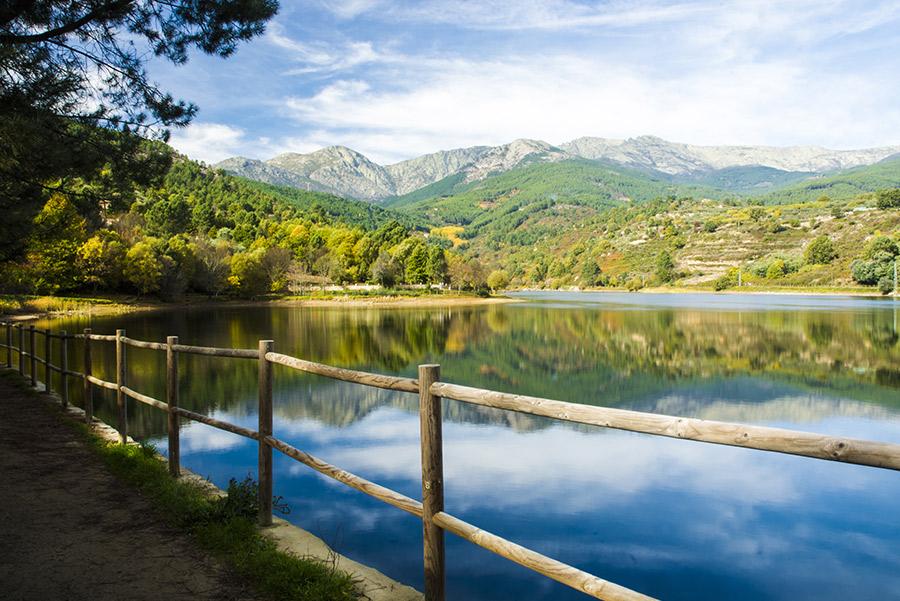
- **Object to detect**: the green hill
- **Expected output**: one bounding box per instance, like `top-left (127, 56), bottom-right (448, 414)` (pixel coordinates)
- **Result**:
top-left (672, 165), bottom-right (815, 194)
top-left (759, 155), bottom-right (900, 204)
top-left (390, 159), bottom-right (732, 226)
top-left (239, 178), bottom-right (426, 231)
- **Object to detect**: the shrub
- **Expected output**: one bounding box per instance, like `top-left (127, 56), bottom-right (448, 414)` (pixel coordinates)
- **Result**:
top-left (803, 236), bottom-right (837, 265)
top-left (714, 267), bottom-right (739, 290)
top-left (875, 189), bottom-right (900, 209)
top-left (766, 259), bottom-right (787, 279)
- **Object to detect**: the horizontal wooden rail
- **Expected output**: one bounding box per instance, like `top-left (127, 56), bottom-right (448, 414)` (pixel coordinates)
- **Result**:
top-left (265, 352), bottom-right (419, 393)
top-left (431, 512), bottom-right (654, 601)
top-left (120, 386), bottom-right (169, 412)
top-left (172, 343), bottom-right (259, 359)
top-left (86, 374), bottom-right (118, 391)
top-left (431, 383), bottom-right (900, 471)
top-left (176, 407), bottom-right (261, 441)
top-left (264, 435), bottom-right (424, 518)
top-left (86, 334), bottom-right (117, 341)
top-left (121, 336), bottom-right (168, 351)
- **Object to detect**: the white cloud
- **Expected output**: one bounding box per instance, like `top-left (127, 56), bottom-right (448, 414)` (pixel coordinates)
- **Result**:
top-left (323, 0), bottom-right (711, 31)
top-left (166, 1), bottom-right (900, 165)
top-left (168, 122), bottom-right (250, 163)
top-left (266, 23), bottom-right (392, 74)
top-left (180, 421), bottom-right (250, 452)
top-left (279, 51), bottom-right (900, 164)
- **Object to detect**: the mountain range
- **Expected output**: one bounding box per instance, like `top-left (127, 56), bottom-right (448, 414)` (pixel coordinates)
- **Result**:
top-left (215, 135), bottom-right (900, 202)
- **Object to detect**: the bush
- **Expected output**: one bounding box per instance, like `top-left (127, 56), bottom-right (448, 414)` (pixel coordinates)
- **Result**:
top-left (766, 259), bottom-right (787, 279)
top-left (875, 189), bottom-right (900, 209)
top-left (803, 235), bottom-right (837, 265)
top-left (714, 267), bottom-right (739, 290)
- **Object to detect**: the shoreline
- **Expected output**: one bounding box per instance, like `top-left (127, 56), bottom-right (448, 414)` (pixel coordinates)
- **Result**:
top-left (2, 286), bottom-right (896, 322)
top-left (0, 293), bottom-right (519, 321)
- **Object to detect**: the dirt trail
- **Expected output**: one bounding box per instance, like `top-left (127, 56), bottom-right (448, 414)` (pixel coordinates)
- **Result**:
top-left (0, 375), bottom-right (261, 601)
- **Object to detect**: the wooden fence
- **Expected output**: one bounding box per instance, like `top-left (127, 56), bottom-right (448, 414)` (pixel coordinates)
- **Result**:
top-left (2, 319), bottom-right (899, 601)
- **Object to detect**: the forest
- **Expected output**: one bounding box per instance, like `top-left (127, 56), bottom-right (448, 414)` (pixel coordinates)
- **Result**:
top-left (0, 146), bottom-right (492, 299)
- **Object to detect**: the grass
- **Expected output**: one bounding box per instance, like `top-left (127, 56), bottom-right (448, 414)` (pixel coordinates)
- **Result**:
top-left (0, 370), bottom-right (358, 601)
top-left (82, 438), bottom-right (359, 601)
top-left (0, 294), bottom-right (128, 315)
top-left (280, 287), bottom-right (478, 300)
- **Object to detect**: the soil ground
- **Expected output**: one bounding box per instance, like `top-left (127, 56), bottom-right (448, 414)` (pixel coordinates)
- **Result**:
top-left (0, 374), bottom-right (262, 601)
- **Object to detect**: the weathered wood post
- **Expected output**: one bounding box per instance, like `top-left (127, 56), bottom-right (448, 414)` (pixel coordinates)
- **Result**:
top-left (115, 329), bottom-right (127, 444)
top-left (29, 325), bottom-right (36, 387)
top-left (83, 328), bottom-right (93, 423)
top-left (44, 329), bottom-right (51, 394)
top-left (419, 364), bottom-right (445, 601)
top-left (167, 336), bottom-right (180, 477)
top-left (18, 325), bottom-right (24, 375)
top-left (60, 331), bottom-right (68, 407)
top-left (6, 322), bottom-right (11, 368)
top-left (258, 339), bottom-right (274, 526)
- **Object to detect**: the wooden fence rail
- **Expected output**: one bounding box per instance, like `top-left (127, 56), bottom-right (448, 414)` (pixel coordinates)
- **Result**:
top-left (2, 319), bottom-right (899, 601)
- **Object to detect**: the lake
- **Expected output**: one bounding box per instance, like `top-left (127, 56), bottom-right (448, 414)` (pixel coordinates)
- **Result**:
top-left (38, 292), bottom-right (900, 601)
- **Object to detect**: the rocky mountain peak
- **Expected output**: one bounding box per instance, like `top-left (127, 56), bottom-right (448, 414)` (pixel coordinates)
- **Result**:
top-left (215, 134), bottom-right (900, 202)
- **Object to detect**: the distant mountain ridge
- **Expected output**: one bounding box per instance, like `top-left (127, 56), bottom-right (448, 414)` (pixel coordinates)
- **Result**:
top-left (215, 135), bottom-right (900, 202)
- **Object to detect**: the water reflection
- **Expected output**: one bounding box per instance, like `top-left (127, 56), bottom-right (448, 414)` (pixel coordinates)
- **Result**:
top-left (38, 293), bottom-right (900, 601)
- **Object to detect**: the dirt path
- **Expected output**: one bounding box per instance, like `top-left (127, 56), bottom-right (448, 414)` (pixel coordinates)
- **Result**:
top-left (0, 375), bottom-right (261, 601)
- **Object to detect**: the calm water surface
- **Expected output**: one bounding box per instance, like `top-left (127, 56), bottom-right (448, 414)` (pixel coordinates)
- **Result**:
top-left (41, 292), bottom-right (900, 601)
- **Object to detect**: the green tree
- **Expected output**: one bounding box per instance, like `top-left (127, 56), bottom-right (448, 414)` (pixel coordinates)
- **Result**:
top-left (487, 270), bottom-right (510, 292)
top-left (426, 246), bottom-right (448, 285)
top-left (0, 1), bottom-right (277, 260)
top-left (229, 249), bottom-right (269, 297)
top-left (405, 244), bottom-right (429, 284)
top-left (144, 193), bottom-right (192, 237)
top-left (803, 235), bottom-right (837, 265)
top-left (371, 251), bottom-right (400, 287)
top-left (655, 250), bottom-right (676, 283)
top-left (80, 229), bottom-right (126, 289)
top-left (580, 260), bottom-right (602, 287)
top-left (875, 189), bottom-right (900, 209)
top-left (124, 239), bottom-right (163, 294)
top-left (26, 194), bottom-right (87, 293)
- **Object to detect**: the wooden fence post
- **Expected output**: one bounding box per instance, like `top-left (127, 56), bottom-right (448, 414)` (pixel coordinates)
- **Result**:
top-left (29, 325), bottom-right (36, 387)
top-left (18, 325), bottom-right (24, 375)
top-left (60, 331), bottom-right (68, 407)
top-left (83, 328), bottom-right (92, 423)
top-left (258, 339), bottom-right (274, 526)
top-left (167, 336), bottom-right (180, 477)
top-left (419, 364), bottom-right (445, 601)
top-left (44, 329), bottom-right (51, 394)
top-left (5, 322), bottom-right (11, 368)
top-left (116, 329), bottom-right (127, 444)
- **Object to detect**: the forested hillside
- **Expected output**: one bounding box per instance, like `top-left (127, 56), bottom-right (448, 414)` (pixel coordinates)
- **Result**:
top-left (0, 147), bottom-right (473, 299)
top-left (3, 140), bottom-right (899, 300)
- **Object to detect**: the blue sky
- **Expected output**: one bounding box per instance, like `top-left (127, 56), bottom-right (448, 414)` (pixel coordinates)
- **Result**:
top-left (160, 0), bottom-right (900, 165)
